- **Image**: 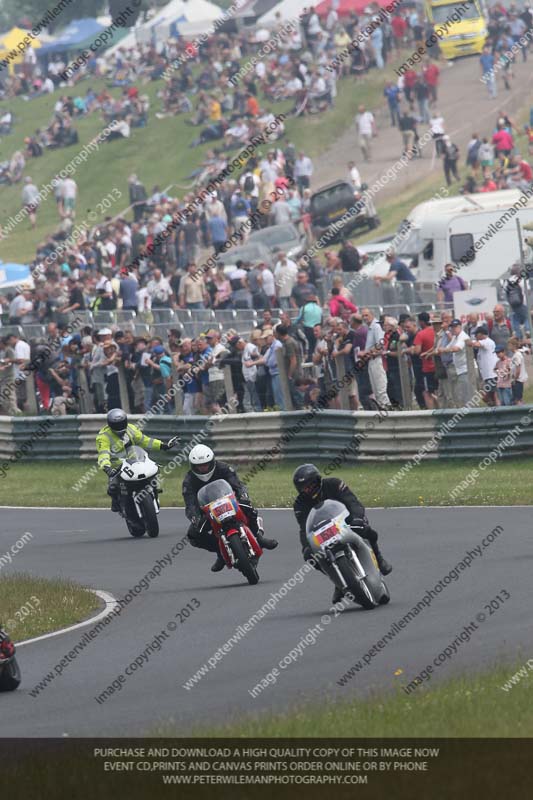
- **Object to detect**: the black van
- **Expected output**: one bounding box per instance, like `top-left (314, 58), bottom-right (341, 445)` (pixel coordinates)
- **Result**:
top-left (309, 180), bottom-right (379, 242)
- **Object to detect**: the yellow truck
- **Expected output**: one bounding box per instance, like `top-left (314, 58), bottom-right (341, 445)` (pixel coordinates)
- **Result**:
top-left (425, 0), bottom-right (488, 59)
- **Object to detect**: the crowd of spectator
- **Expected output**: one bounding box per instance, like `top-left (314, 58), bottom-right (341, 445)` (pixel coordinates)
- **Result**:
top-left (1, 4), bottom-right (533, 417)
top-left (1, 285), bottom-right (532, 416)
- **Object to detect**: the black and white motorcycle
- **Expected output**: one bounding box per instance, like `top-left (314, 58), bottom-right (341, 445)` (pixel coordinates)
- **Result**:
top-left (112, 439), bottom-right (178, 538)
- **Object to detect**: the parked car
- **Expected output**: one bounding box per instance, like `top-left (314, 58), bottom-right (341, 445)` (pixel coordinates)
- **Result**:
top-left (216, 242), bottom-right (273, 274)
top-left (310, 180), bottom-right (379, 242)
top-left (248, 223), bottom-right (305, 261)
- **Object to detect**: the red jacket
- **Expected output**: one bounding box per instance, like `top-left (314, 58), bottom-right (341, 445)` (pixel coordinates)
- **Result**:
top-left (423, 64), bottom-right (439, 86)
top-left (392, 16), bottom-right (407, 37)
top-left (329, 295), bottom-right (358, 318)
top-left (404, 69), bottom-right (417, 88)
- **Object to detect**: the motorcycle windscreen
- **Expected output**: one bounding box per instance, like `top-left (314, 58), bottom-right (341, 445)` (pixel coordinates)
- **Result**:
top-left (197, 479), bottom-right (237, 523)
top-left (124, 446), bottom-right (148, 463)
top-left (197, 479), bottom-right (233, 506)
top-left (306, 500), bottom-right (348, 532)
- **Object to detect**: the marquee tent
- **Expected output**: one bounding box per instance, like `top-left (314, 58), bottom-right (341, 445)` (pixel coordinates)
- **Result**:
top-left (0, 27), bottom-right (42, 74)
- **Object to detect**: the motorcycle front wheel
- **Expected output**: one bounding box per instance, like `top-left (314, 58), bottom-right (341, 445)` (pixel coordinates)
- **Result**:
top-left (140, 494), bottom-right (159, 538)
top-left (228, 535), bottom-right (259, 585)
top-left (126, 519), bottom-right (146, 537)
top-left (335, 554), bottom-right (377, 610)
top-left (0, 657), bottom-right (21, 691)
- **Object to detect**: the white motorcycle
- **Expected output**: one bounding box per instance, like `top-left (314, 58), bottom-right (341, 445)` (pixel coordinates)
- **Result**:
top-left (114, 445), bottom-right (166, 538)
top-left (306, 500), bottom-right (390, 609)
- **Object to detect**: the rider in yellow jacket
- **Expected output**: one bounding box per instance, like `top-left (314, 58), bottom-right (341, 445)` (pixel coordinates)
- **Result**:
top-left (96, 408), bottom-right (178, 511)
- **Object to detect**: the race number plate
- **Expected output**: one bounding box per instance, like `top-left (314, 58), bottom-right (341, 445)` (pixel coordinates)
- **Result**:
top-left (314, 522), bottom-right (339, 546)
top-left (210, 499), bottom-right (234, 521)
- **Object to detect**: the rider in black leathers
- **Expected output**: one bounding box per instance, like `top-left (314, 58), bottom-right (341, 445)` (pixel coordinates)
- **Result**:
top-left (293, 464), bottom-right (392, 602)
top-left (182, 445), bottom-right (278, 572)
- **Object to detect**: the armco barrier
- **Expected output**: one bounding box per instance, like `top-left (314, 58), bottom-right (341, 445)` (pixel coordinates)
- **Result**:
top-left (0, 417), bottom-right (15, 461)
top-left (11, 416), bottom-right (81, 460)
top-left (1, 406), bottom-right (533, 464)
top-left (435, 407), bottom-right (533, 458)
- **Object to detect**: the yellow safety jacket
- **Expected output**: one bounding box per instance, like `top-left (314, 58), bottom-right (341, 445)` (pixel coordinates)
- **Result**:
top-left (96, 423), bottom-right (162, 470)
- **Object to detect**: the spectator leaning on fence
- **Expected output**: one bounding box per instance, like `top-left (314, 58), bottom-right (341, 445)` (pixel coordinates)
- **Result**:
top-left (468, 325), bottom-right (498, 406)
top-left (432, 310), bottom-right (454, 409)
top-left (382, 316), bottom-right (402, 409)
top-left (409, 311), bottom-right (437, 410)
top-left (489, 304), bottom-right (512, 353)
top-left (360, 307), bottom-right (391, 410)
top-left (509, 336), bottom-right (529, 405)
top-left (240, 334), bottom-right (262, 413)
top-left (255, 327), bottom-right (283, 410)
top-left (495, 344), bottom-right (513, 406)
top-left (440, 318), bottom-right (474, 408)
top-left (375, 250), bottom-right (416, 284)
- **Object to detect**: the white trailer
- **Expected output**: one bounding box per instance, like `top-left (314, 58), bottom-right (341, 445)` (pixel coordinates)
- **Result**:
top-left (361, 189), bottom-right (533, 283)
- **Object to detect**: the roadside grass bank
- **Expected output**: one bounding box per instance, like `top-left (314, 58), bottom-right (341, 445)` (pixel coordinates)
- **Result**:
top-left (1, 458), bottom-right (532, 508)
top-left (0, 572), bottom-right (100, 640)
top-left (156, 662), bottom-right (533, 737)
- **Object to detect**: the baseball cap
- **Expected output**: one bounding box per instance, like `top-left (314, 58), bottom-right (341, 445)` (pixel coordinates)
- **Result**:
top-left (98, 328), bottom-right (112, 335)
top-left (398, 313), bottom-right (410, 324)
top-left (495, 344), bottom-right (506, 353)
top-left (475, 324), bottom-right (489, 335)
top-left (451, 318), bottom-right (462, 326)
top-left (152, 345), bottom-right (165, 355)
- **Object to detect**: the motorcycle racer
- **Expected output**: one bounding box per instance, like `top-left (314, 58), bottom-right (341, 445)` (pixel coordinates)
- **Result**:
top-left (182, 444), bottom-right (278, 572)
top-left (96, 408), bottom-right (179, 511)
top-left (293, 463), bottom-right (392, 602)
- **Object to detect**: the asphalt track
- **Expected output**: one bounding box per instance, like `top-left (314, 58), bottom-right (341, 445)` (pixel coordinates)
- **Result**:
top-left (1, 506), bottom-right (531, 737)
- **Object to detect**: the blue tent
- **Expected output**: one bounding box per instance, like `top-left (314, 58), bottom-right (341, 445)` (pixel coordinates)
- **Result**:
top-left (38, 18), bottom-right (106, 55)
top-left (0, 262), bottom-right (32, 291)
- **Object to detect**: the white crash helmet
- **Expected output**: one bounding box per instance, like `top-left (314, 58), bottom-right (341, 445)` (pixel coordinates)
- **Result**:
top-left (189, 444), bottom-right (216, 482)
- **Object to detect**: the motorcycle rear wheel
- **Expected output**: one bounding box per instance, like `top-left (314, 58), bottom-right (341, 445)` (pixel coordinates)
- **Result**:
top-left (228, 535), bottom-right (259, 585)
top-left (0, 656), bottom-right (21, 691)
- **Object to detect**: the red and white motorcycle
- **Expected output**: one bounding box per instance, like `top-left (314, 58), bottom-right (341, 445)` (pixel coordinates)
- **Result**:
top-left (198, 479), bottom-right (263, 585)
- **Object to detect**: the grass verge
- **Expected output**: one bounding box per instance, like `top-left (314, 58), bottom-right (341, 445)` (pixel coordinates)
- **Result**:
top-left (0, 572), bottom-right (100, 640)
top-left (155, 662), bottom-right (533, 737)
top-left (1, 457), bottom-right (532, 508)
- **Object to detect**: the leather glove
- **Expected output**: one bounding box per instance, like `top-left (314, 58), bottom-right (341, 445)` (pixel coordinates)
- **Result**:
top-left (104, 466), bottom-right (119, 478)
top-left (302, 546), bottom-right (314, 562)
top-left (161, 436), bottom-right (180, 451)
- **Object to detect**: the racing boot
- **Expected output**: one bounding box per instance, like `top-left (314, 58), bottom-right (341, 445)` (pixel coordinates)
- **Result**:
top-left (255, 516), bottom-right (278, 550)
top-left (373, 544), bottom-right (392, 575)
top-left (211, 554), bottom-right (226, 572)
top-left (332, 586), bottom-right (345, 605)
top-left (110, 496), bottom-right (121, 513)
